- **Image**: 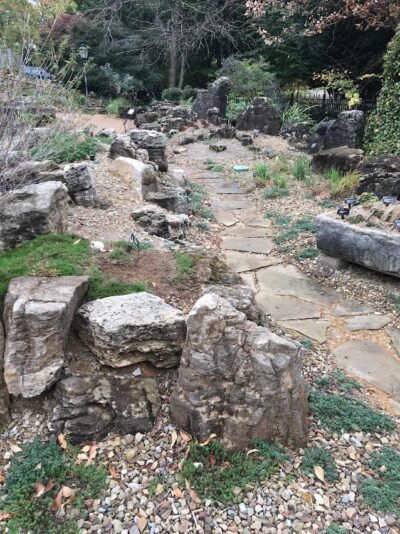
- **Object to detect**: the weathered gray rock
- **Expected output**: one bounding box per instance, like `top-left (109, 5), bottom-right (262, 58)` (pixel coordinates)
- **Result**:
top-left (75, 292), bottom-right (186, 368)
top-left (50, 374), bottom-right (161, 443)
top-left (4, 276), bottom-right (89, 398)
top-left (130, 130), bottom-right (168, 171)
top-left (64, 163), bottom-right (97, 207)
top-left (132, 206), bottom-right (189, 239)
top-left (357, 155), bottom-right (400, 198)
top-left (200, 284), bottom-right (266, 325)
top-left (236, 97), bottom-right (281, 135)
top-left (192, 77), bottom-right (231, 120)
top-left (0, 322), bottom-right (10, 429)
top-left (109, 134), bottom-right (137, 159)
top-left (145, 172), bottom-right (188, 214)
top-left (312, 146), bottom-right (364, 173)
top-left (0, 181), bottom-right (68, 252)
top-left (280, 122), bottom-right (311, 141)
top-left (110, 157), bottom-right (157, 200)
top-left (324, 110), bottom-right (365, 149)
top-left (171, 294), bottom-right (308, 450)
top-left (315, 213), bottom-right (400, 278)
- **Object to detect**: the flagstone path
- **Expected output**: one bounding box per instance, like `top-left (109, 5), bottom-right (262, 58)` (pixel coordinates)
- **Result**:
top-left (189, 167), bottom-right (400, 406)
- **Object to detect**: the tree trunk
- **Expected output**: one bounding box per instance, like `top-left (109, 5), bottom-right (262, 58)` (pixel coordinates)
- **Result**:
top-left (178, 53), bottom-right (185, 89)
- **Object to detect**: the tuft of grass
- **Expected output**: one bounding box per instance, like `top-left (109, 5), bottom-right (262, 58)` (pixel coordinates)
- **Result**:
top-left (1, 437), bottom-right (107, 534)
top-left (323, 167), bottom-right (341, 184)
top-left (88, 270), bottom-right (147, 300)
top-left (211, 164), bottom-right (225, 172)
top-left (292, 156), bottom-right (311, 182)
top-left (273, 217), bottom-right (315, 245)
top-left (254, 162), bottom-right (270, 186)
top-left (31, 130), bottom-right (100, 164)
top-left (95, 134), bottom-right (113, 144)
top-left (362, 447), bottom-right (400, 517)
top-left (309, 390), bottom-right (395, 434)
top-left (331, 172), bottom-right (361, 198)
top-left (106, 97), bottom-right (129, 116)
top-left (295, 248), bottom-right (319, 261)
top-left (358, 192), bottom-right (379, 206)
top-left (174, 252), bottom-right (194, 277)
top-left (315, 375), bottom-right (330, 387)
top-left (302, 448), bottom-right (338, 482)
top-left (196, 221), bottom-right (210, 232)
top-left (318, 199), bottom-right (336, 209)
top-left (181, 439), bottom-right (287, 503)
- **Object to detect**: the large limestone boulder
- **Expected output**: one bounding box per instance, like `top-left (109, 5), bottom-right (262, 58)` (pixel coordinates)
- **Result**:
top-left (75, 292), bottom-right (187, 368)
top-left (4, 276), bottom-right (89, 398)
top-left (50, 374), bottom-right (161, 443)
top-left (132, 206), bottom-right (189, 239)
top-left (0, 181), bottom-right (69, 253)
top-left (236, 97), bottom-right (281, 134)
top-left (315, 213), bottom-right (400, 278)
top-left (0, 322), bottom-right (10, 429)
top-left (357, 155), bottom-right (400, 198)
top-left (312, 146), bottom-right (364, 173)
top-left (64, 163), bottom-right (97, 207)
top-left (130, 130), bottom-right (168, 172)
top-left (110, 157), bottom-right (157, 200)
top-left (324, 110), bottom-right (365, 150)
top-left (109, 134), bottom-right (137, 160)
top-left (192, 77), bottom-right (231, 120)
top-left (171, 294), bottom-right (308, 450)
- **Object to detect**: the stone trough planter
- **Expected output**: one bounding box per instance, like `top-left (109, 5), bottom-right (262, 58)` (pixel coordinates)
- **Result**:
top-left (315, 213), bottom-right (400, 278)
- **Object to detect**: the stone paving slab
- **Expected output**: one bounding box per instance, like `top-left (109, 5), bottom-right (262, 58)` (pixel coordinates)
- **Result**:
top-left (333, 340), bottom-right (400, 399)
top-left (255, 293), bottom-right (321, 320)
top-left (239, 213), bottom-right (272, 228)
top-left (332, 301), bottom-right (374, 317)
top-left (222, 237), bottom-right (274, 254)
top-left (256, 265), bottom-right (337, 307)
top-left (388, 328), bottom-right (400, 356)
top-left (222, 225), bottom-right (271, 238)
top-left (225, 251), bottom-right (282, 273)
top-left (210, 183), bottom-right (245, 195)
top-left (240, 272), bottom-right (257, 293)
top-left (344, 315), bottom-right (392, 331)
top-left (212, 199), bottom-right (252, 210)
top-left (214, 210), bottom-right (239, 226)
top-left (279, 319), bottom-right (331, 344)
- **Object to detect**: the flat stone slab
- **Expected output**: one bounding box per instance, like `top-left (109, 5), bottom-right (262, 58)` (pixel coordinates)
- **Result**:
top-left (239, 213), bottom-right (272, 228)
top-left (212, 199), bottom-right (252, 210)
top-left (222, 237), bottom-right (274, 254)
top-left (333, 340), bottom-right (400, 398)
top-left (240, 272), bottom-right (257, 292)
top-left (222, 225), bottom-right (270, 238)
top-left (345, 315), bottom-right (392, 331)
top-left (256, 265), bottom-right (337, 307)
top-left (279, 319), bottom-right (331, 343)
top-left (211, 182), bottom-right (245, 195)
top-left (255, 293), bottom-right (321, 320)
top-left (214, 210), bottom-right (239, 227)
top-left (225, 251), bottom-right (282, 273)
top-left (388, 328), bottom-right (400, 356)
top-left (332, 300), bottom-right (374, 317)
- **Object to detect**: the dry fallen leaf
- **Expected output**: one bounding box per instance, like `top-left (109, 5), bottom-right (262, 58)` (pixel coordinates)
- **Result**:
top-left (171, 430), bottom-right (178, 448)
top-left (86, 444), bottom-right (98, 466)
top-left (109, 465), bottom-right (120, 479)
top-left (137, 517), bottom-right (147, 532)
top-left (246, 449), bottom-right (259, 456)
top-left (199, 433), bottom-right (217, 447)
top-left (0, 513), bottom-right (13, 521)
top-left (180, 430), bottom-right (192, 442)
top-left (57, 434), bottom-right (68, 450)
top-left (172, 486), bottom-right (183, 499)
top-left (314, 465), bottom-right (325, 482)
top-left (73, 239), bottom-right (81, 245)
top-left (61, 486), bottom-right (75, 498)
top-left (8, 442), bottom-right (22, 454)
top-left (81, 445), bottom-right (91, 453)
top-left (185, 479), bottom-right (201, 504)
top-left (76, 453), bottom-right (89, 465)
top-left (209, 455), bottom-right (216, 467)
top-left (35, 482), bottom-right (45, 498)
top-left (0, 471), bottom-right (4, 483)
top-left (298, 490), bottom-right (313, 504)
top-left (51, 489), bottom-right (63, 511)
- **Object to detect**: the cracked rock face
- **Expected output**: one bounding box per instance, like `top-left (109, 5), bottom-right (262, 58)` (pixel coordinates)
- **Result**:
top-left (170, 293), bottom-right (308, 450)
top-left (0, 322), bottom-right (10, 428)
top-left (50, 374), bottom-right (161, 443)
top-left (3, 276), bottom-right (89, 398)
top-left (75, 292), bottom-right (187, 368)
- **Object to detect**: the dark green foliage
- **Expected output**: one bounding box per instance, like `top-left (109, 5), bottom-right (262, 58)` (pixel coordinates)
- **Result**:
top-left (291, 156), bottom-right (312, 182)
top-left (2, 437), bottom-right (107, 534)
top-left (161, 87), bottom-right (183, 102)
top-left (365, 26), bottom-right (400, 155)
top-left (358, 192), bottom-right (379, 205)
top-left (181, 439), bottom-right (286, 503)
top-left (315, 375), bottom-right (330, 387)
top-left (188, 182), bottom-right (215, 220)
top-left (362, 447), bottom-right (400, 516)
top-left (302, 448), bottom-right (338, 482)
top-left (309, 390), bottom-right (395, 434)
top-left (273, 217), bottom-right (315, 244)
top-left (327, 525), bottom-right (347, 534)
top-left (300, 338), bottom-right (314, 350)
top-left (295, 248), bottom-right (319, 261)
top-left (318, 199), bottom-right (336, 209)
top-left (31, 130), bottom-right (100, 164)
top-left (174, 252), bottom-right (194, 277)
top-left (331, 370), bottom-right (363, 393)
top-left (87, 270), bottom-right (147, 300)
top-left (196, 221), bottom-right (210, 232)
top-left (388, 292), bottom-right (400, 315)
top-left (264, 185), bottom-right (289, 199)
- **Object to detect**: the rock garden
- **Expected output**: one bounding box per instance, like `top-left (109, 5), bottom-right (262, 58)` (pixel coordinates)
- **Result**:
top-left (0, 4), bottom-right (400, 534)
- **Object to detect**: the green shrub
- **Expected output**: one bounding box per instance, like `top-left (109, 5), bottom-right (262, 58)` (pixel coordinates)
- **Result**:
top-left (364, 26), bottom-right (400, 155)
top-left (300, 338), bottom-right (314, 350)
top-left (31, 130), bottom-right (100, 164)
top-left (309, 390), bottom-right (396, 433)
top-left (2, 437), bottom-right (107, 534)
top-left (273, 217), bottom-right (315, 245)
top-left (161, 87), bottom-right (183, 103)
top-left (106, 96), bottom-right (129, 115)
top-left (181, 439), bottom-right (287, 503)
top-left (226, 99), bottom-right (249, 121)
top-left (196, 221), bottom-right (210, 232)
top-left (362, 447), bottom-right (400, 516)
top-left (302, 448), bottom-right (338, 482)
top-left (292, 156), bottom-right (312, 182)
top-left (358, 192), bottom-right (379, 206)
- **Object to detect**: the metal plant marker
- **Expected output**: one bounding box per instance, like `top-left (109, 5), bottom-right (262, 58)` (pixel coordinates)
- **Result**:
top-left (394, 219), bottom-right (400, 231)
top-left (345, 197), bottom-right (358, 209)
top-left (383, 196), bottom-right (397, 206)
top-left (337, 207), bottom-right (350, 220)
top-left (127, 233), bottom-right (141, 254)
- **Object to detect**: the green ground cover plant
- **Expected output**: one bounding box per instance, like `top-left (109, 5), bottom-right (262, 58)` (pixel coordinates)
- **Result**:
top-left (273, 217), bottom-right (315, 245)
top-left (302, 448), bottom-right (338, 482)
top-left (181, 439), bottom-right (288, 503)
top-left (31, 130), bottom-right (100, 164)
top-left (291, 156), bottom-right (312, 182)
top-left (174, 252), bottom-right (195, 277)
top-left (295, 248), bottom-right (319, 261)
top-left (1, 437), bottom-right (107, 534)
top-left (361, 447), bottom-right (400, 517)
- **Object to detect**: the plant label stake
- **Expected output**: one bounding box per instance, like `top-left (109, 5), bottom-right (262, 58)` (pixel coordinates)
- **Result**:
top-left (345, 197), bottom-right (358, 210)
top-left (337, 207), bottom-right (350, 220)
top-left (127, 233), bottom-right (140, 253)
top-left (383, 196), bottom-right (397, 206)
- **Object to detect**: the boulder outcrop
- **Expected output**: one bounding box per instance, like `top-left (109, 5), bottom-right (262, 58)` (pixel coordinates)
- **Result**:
top-left (64, 163), bottom-right (97, 207)
top-left (357, 155), bottom-right (400, 198)
top-left (110, 157), bottom-right (158, 200)
top-left (130, 130), bottom-right (168, 172)
top-left (312, 146), bottom-right (364, 173)
top-left (171, 293), bottom-right (308, 450)
top-left (236, 97), bottom-right (281, 134)
top-left (132, 206), bottom-right (189, 239)
top-left (192, 77), bottom-right (231, 120)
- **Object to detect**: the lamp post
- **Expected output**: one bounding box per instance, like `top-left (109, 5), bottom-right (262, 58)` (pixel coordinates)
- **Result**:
top-left (78, 45), bottom-right (89, 107)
